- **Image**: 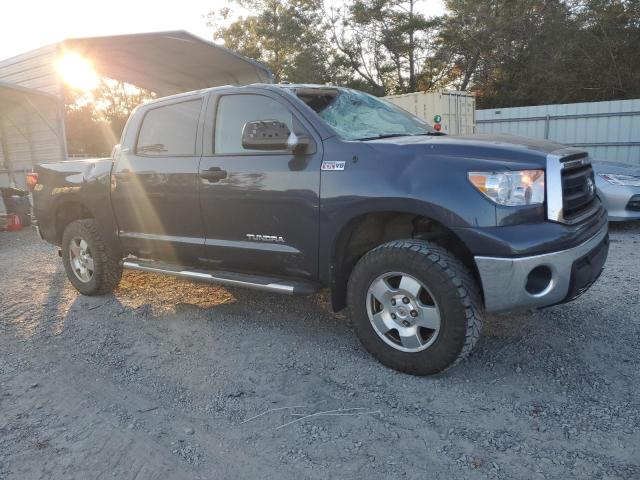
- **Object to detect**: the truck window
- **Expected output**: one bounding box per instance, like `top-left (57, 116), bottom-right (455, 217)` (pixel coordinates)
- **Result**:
top-left (214, 95), bottom-right (296, 154)
top-left (136, 99), bottom-right (203, 156)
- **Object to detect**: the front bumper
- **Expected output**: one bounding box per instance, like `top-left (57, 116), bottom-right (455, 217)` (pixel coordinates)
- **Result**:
top-left (475, 224), bottom-right (608, 313)
top-left (596, 181), bottom-right (640, 221)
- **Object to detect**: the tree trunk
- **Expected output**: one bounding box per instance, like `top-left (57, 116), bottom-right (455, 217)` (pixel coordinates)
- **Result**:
top-left (408, 0), bottom-right (416, 92)
top-left (460, 51), bottom-right (480, 91)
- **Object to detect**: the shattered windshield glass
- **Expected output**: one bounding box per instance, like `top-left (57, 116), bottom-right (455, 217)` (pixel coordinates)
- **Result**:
top-left (295, 88), bottom-right (436, 140)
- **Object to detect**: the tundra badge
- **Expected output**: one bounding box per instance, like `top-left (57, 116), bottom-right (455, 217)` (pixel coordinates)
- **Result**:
top-left (246, 234), bottom-right (285, 243)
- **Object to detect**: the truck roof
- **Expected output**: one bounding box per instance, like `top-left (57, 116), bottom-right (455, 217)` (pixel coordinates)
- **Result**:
top-left (141, 83), bottom-right (344, 106)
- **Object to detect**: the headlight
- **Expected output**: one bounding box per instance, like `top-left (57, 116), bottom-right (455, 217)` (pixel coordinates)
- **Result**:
top-left (468, 170), bottom-right (545, 206)
top-left (598, 173), bottom-right (640, 187)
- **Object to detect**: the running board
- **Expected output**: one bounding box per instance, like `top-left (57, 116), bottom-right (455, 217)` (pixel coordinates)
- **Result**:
top-left (122, 261), bottom-right (318, 295)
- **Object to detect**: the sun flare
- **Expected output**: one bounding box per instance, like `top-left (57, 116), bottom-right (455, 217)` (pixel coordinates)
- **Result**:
top-left (56, 53), bottom-right (99, 91)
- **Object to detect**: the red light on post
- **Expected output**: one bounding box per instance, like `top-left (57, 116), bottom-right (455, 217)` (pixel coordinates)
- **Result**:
top-left (433, 123), bottom-right (442, 132)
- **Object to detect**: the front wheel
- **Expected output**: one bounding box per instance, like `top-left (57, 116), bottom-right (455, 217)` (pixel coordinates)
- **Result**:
top-left (347, 239), bottom-right (483, 375)
top-left (61, 219), bottom-right (122, 295)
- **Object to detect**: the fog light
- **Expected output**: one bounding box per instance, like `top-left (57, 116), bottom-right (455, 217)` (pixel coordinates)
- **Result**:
top-left (525, 266), bottom-right (552, 295)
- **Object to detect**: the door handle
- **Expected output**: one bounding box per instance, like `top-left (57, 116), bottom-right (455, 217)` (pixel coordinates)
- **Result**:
top-left (200, 167), bottom-right (227, 182)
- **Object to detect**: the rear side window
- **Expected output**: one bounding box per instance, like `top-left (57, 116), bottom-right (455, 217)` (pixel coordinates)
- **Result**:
top-left (136, 99), bottom-right (202, 156)
top-left (214, 94), bottom-right (295, 154)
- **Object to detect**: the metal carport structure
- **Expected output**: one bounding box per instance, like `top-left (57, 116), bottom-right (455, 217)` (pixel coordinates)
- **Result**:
top-left (0, 82), bottom-right (65, 189)
top-left (59, 31), bottom-right (273, 96)
top-left (0, 30), bottom-right (273, 187)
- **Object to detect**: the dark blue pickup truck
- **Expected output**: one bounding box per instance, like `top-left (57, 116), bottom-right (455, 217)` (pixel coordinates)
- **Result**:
top-left (33, 84), bottom-right (609, 375)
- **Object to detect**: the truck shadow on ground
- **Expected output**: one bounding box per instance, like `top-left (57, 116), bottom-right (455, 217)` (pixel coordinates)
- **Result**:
top-left (55, 267), bottom-right (586, 380)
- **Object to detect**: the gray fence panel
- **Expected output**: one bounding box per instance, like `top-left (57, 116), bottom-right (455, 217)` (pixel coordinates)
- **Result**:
top-left (476, 99), bottom-right (640, 166)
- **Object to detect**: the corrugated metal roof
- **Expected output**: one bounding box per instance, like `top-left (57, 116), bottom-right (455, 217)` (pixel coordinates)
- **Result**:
top-left (60, 30), bottom-right (274, 96)
top-left (0, 30), bottom-right (274, 99)
top-left (0, 44), bottom-right (61, 96)
top-left (0, 30), bottom-right (274, 187)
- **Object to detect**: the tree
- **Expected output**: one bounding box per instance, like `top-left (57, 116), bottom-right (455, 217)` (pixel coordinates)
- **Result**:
top-left (434, 0), bottom-right (575, 104)
top-left (568, 0), bottom-right (640, 101)
top-left (436, 0), bottom-right (640, 108)
top-left (328, 0), bottom-right (442, 95)
top-left (207, 0), bottom-right (341, 84)
top-left (64, 80), bottom-right (154, 156)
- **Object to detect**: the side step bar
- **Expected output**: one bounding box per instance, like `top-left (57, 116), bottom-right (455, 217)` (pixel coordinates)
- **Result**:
top-left (122, 261), bottom-right (318, 296)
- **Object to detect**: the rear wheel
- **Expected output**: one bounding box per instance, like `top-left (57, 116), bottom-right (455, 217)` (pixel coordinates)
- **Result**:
top-left (347, 239), bottom-right (483, 375)
top-left (61, 219), bottom-right (122, 295)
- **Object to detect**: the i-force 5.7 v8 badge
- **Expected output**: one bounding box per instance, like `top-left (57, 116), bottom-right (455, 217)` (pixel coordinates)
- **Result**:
top-left (321, 161), bottom-right (346, 171)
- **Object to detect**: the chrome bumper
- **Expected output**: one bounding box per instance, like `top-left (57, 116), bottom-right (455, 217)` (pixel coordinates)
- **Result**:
top-left (475, 226), bottom-right (608, 313)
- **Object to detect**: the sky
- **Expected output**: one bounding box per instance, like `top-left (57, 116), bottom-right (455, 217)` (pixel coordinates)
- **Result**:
top-left (0, 0), bottom-right (446, 61)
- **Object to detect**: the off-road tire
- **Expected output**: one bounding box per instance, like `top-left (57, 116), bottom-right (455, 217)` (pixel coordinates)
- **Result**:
top-left (347, 239), bottom-right (483, 375)
top-left (61, 219), bottom-right (122, 295)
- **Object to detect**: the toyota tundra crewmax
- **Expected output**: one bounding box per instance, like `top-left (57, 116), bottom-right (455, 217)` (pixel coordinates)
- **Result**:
top-left (33, 84), bottom-right (609, 375)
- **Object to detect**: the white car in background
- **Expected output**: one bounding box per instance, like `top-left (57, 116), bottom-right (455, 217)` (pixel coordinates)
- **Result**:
top-left (593, 162), bottom-right (640, 221)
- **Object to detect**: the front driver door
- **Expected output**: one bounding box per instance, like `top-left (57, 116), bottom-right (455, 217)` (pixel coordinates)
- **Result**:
top-left (198, 91), bottom-right (322, 280)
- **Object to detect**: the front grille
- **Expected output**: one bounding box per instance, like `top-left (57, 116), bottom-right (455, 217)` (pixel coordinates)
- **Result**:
top-left (559, 154), bottom-right (598, 223)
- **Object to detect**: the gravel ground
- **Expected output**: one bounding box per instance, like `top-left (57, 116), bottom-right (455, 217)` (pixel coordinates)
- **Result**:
top-left (1, 224), bottom-right (639, 480)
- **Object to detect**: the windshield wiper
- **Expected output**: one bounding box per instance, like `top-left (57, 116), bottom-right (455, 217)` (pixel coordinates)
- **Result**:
top-left (357, 133), bottom-right (412, 141)
top-left (413, 132), bottom-right (447, 136)
top-left (357, 132), bottom-right (445, 141)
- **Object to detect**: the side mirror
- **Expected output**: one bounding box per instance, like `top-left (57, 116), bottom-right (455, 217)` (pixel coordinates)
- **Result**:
top-left (241, 120), bottom-right (309, 153)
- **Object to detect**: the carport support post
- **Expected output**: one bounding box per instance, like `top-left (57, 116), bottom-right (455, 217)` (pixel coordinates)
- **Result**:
top-left (0, 115), bottom-right (18, 187)
top-left (544, 114), bottom-right (551, 140)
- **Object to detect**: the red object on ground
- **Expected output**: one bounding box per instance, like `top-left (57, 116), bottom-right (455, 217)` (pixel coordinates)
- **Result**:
top-left (6, 214), bottom-right (22, 231)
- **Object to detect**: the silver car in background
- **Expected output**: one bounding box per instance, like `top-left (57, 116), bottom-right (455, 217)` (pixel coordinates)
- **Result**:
top-left (593, 162), bottom-right (640, 221)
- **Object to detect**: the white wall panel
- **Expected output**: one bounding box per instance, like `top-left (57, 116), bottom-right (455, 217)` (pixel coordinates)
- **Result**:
top-left (476, 99), bottom-right (640, 166)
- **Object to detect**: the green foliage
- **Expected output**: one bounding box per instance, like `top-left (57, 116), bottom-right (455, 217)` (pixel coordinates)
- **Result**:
top-left (209, 0), bottom-right (640, 107)
top-left (207, 0), bottom-right (339, 83)
top-left (64, 80), bottom-right (154, 157)
top-left (437, 0), bottom-right (640, 107)
top-left (331, 0), bottom-right (441, 94)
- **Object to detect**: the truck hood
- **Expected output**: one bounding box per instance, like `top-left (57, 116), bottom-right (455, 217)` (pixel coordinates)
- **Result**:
top-left (370, 133), bottom-right (566, 154)
top-left (363, 133), bottom-right (577, 169)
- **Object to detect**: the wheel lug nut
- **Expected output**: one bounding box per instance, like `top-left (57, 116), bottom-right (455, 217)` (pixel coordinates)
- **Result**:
top-left (410, 310), bottom-right (418, 317)
top-left (390, 299), bottom-right (396, 306)
top-left (402, 320), bottom-right (411, 327)
top-left (402, 297), bottom-right (410, 304)
top-left (391, 313), bottom-right (397, 320)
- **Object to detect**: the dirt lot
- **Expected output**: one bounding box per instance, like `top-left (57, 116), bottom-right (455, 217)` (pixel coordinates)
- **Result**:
top-left (1, 224), bottom-right (639, 480)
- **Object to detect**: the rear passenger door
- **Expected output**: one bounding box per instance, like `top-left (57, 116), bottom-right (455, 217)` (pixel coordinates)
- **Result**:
top-left (198, 91), bottom-right (322, 280)
top-left (111, 96), bottom-right (206, 264)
